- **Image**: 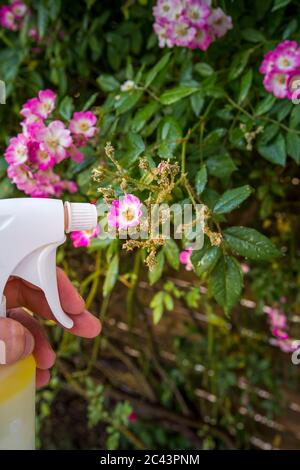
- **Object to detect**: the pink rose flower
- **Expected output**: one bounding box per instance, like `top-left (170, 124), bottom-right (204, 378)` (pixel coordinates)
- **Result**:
top-left (208, 7), bottom-right (232, 38)
top-left (108, 194), bottom-right (143, 230)
top-left (184, 0), bottom-right (211, 28)
top-left (179, 246), bottom-right (193, 271)
top-left (69, 111), bottom-right (97, 139)
top-left (5, 134), bottom-right (28, 165)
top-left (71, 225), bottom-right (100, 248)
top-left (36, 120), bottom-right (72, 162)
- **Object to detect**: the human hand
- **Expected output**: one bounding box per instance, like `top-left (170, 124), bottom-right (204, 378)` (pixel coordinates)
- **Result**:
top-left (0, 268), bottom-right (101, 387)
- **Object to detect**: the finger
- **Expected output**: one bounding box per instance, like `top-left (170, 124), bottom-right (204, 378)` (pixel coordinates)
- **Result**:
top-left (0, 317), bottom-right (34, 365)
top-left (56, 268), bottom-right (85, 315)
top-left (8, 309), bottom-right (56, 370)
top-left (5, 275), bottom-right (101, 337)
top-left (69, 309), bottom-right (102, 338)
top-left (5, 269), bottom-right (85, 319)
top-left (36, 369), bottom-right (51, 388)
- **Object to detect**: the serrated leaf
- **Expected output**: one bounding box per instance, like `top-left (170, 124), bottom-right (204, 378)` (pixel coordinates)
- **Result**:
top-left (149, 251), bottom-right (164, 285)
top-left (213, 185), bottom-right (253, 214)
top-left (228, 50), bottom-right (251, 81)
top-left (157, 116), bottom-right (182, 158)
top-left (131, 101), bottom-right (159, 132)
top-left (114, 90), bottom-right (143, 115)
top-left (257, 133), bottom-right (286, 166)
top-left (59, 96), bottom-right (74, 120)
top-left (286, 132), bottom-right (300, 164)
top-left (194, 62), bottom-right (214, 77)
top-left (121, 132), bottom-right (145, 165)
top-left (210, 256), bottom-right (243, 314)
top-left (164, 239), bottom-right (179, 270)
top-left (206, 153), bottom-right (237, 179)
top-left (97, 74), bottom-right (120, 92)
top-left (195, 164), bottom-right (207, 195)
top-left (81, 93), bottom-right (99, 112)
top-left (190, 92), bottom-right (204, 117)
top-left (257, 123), bottom-right (279, 145)
top-left (238, 69), bottom-right (253, 104)
top-left (255, 94), bottom-right (276, 115)
top-left (191, 244), bottom-right (221, 275)
top-left (272, 0), bottom-right (291, 11)
top-left (160, 86), bottom-right (198, 105)
top-left (145, 52), bottom-right (171, 87)
top-left (241, 28), bottom-right (266, 43)
top-left (224, 226), bottom-right (281, 260)
top-left (37, 2), bottom-right (48, 38)
top-left (289, 105), bottom-right (300, 128)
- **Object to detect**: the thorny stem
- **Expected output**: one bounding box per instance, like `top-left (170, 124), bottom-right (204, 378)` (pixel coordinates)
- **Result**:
top-left (227, 95), bottom-right (300, 135)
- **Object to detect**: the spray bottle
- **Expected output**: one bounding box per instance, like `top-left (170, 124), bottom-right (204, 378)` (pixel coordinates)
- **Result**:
top-left (0, 198), bottom-right (97, 449)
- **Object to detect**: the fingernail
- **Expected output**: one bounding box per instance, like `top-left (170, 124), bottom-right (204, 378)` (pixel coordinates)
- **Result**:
top-left (22, 331), bottom-right (34, 358)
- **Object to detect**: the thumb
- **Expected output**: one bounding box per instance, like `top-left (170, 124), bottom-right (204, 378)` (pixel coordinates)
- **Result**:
top-left (0, 317), bottom-right (35, 365)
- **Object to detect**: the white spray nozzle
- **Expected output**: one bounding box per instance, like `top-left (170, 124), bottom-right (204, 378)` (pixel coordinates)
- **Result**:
top-left (64, 201), bottom-right (97, 233)
top-left (0, 198), bottom-right (97, 329)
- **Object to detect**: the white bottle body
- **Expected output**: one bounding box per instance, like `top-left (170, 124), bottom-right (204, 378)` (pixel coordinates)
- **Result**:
top-left (0, 355), bottom-right (35, 450)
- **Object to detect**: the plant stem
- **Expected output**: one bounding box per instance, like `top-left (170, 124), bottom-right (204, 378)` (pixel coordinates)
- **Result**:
top-left (127, 250), bottom-right (142, 327)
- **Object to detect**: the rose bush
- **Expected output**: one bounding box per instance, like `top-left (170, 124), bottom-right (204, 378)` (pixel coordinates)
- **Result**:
top-left (0, 0), bottom-right (300, 450)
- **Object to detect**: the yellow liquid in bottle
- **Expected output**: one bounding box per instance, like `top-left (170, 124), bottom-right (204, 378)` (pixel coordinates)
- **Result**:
top-left (0, 355), bottom-right (36, 449)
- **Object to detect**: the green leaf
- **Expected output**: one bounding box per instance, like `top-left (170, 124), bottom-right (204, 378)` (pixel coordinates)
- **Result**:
top-left (103, 254), bottom-right (119, 297)
top-left (255, 95), bottom-right (276, 115)
top-left (272, 0), bottom-right (291, 11)
top-left (149, 251), bottom-right (165, 285)
top-left (289, 105), bottom-right (300, 128)
top-left (0, 177), bottom-right (14, 198)
top-left (190, 92), bottom-right (204, 117)
top-left (160, 86), bottom-right (198, 105)
top-left (257, 133), bottom-right (286, 166)
top-left (194, 62), bottom-right (214, 77)
top-left (59, 96), bottom-right (74, 120)
top-left (0, 159), bottom-right (8, 179)
top-left (195, 164), bottom-right (207, 195)
top-left (81, 93), bottom-right (99, 112)
top-left (145, 52), bottom-right (171, 87)
top-left (150, 292), bottom-right (164, 324)
top-left (257, 123), bottom-right (279, 145)
top-left (286, 132), bottom-right (300, 164)
top-left (164, 239), bottom-right (180, 270)
top-left (228, 50), bottom-right (251, 81)
top-left (238, 69), bottom-right (253, 104)
top-left (210, 256), bottom-right (243, 314)
top-left (121, 132), bottom-right (145, 165)
top-left (114, 90), bottom-right (143, 115)
top-left (191, 244), bottom-right (221, 275)
top-left (224, 226), bottom-right (281, 260)
top-left (131, 101), bottom-right (159, 132)
top-left (97, 74), bottom-right (119, 92)
top-left (241, 28), bottom-right (266, 43)
top-left (37, 1), bottom-right (48, 38)
top-left (213, 185), bottom-right (253, 214)
top-left (157, 116), bottom-right (182, 158)
top-left (164, 293), bottom-right (174, 311)
top-left (206, 153), bottom-right (237, 179)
